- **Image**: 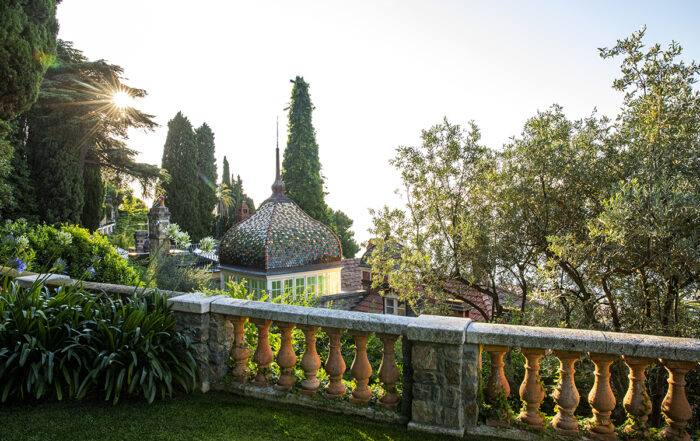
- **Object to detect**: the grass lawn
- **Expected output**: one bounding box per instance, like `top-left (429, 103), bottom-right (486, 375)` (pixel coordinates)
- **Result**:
top-left (0, 391), bottom-right (453, 441)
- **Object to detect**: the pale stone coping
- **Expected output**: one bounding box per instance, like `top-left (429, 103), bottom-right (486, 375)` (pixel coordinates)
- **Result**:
top-left (167, 294), bottom-right (228, 314)
top-left (15, 273), bottom-right (71, 288)
top-left (9, 271), bottom-right (188, 300)
top-left (171, 293), bottom-right (472, 343)
top-left (466, 322), bottom-right (700, 363)
top-left (406, 314), bottom-right (470, 345)
top-left (209, 296), bottom-right (412, 335)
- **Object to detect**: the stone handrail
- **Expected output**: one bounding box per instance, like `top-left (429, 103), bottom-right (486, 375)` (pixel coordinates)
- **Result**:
top-left (168, 293), bottom-right (699, 440)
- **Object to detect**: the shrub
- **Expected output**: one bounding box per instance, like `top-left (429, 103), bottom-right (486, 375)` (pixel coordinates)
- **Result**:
top-left (0, 278), bottom-right (197, 403)
top-left (0, 219), bottom-right (140, 285)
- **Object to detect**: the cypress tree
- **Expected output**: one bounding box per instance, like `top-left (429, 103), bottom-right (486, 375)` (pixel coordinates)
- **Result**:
top-left (81, 165), bottom-right (105, 231)
top-left (161, 112), bottom-right (200, 239)
top-left (0, 0), bottom-right (60, 209)
top-left (0, 0), bottom-right (60, 120)
top-left (282, 76), bottom-right (332, 225)
top-left (194, 123), bottom-right (217, 241)
top-left (282, 76), bottom-right (359, 257)
top-left (222, 156), bottom-right (231, 188)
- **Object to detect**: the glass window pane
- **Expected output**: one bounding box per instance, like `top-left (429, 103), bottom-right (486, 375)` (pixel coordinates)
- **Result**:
top-left (306, 277), bottom-right (316, 296)
top-left (318, 275), bottom-right (325, 295)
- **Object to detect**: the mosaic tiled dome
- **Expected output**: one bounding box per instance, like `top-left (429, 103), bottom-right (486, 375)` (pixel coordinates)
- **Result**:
top-left (218, 147), bottom-right (342, 270)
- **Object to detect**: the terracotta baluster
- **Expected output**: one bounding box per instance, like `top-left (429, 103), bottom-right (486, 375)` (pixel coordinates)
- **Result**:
top-left (660, 359), bottom-right (696, 441)
top-left (298, 325), bottom-right (321, 395)
top-left (485, 345), bottom-right (511, 427)
top-left (323, 327), bottom-right (347, 399)
top-left (230, 316), bottom-right (250, 382)
top-left (250, 318), bottom-right (274, 387)
top-left (622, 356), bottom-right (653, 438)
top-left (349, 331), bottom-right (373, 404)
top-left (377, 333), bottom-right (401, 410)
top-left (552, 350), bottom-right (581, 436)
top-left (273, 321), bottom-right (297, 391)
top-left (587, 353), bottom-right (618, 441)
top-left (518, 348), bottom-right (546, 430)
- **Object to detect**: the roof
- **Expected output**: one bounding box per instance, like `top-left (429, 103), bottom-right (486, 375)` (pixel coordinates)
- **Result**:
top-left (218, 193), bottom-right (342, 270)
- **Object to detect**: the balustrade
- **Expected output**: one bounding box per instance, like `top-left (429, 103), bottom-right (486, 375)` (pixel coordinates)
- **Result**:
top-left (169, 295), bottom-right (698, 440)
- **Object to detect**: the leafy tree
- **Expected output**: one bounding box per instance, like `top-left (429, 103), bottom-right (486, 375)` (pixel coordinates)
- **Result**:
top-left (0, 0), bottom-right (61, 209)
top-left (549, 27), bottom-right (700, 336)
top-left (194, 123), bottom-right (217, 241)
top-left (3, 40), bottom-right (159, 225)
top-left (81, 165), bottom-right (105, 231)
top-left (331, 209), bottom-right (360, 258)
top-left (368, 119), bottom-right (503, 319)
top-left (282, 76), bottom-right (359, 256)
top-left (160, 112), bottom-right (201, 240)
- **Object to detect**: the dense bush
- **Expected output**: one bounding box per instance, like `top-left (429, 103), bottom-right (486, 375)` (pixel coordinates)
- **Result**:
top-left (0, 219), bottom-right (140, 285)
top-left (0, 279), bottom-right (197, 403)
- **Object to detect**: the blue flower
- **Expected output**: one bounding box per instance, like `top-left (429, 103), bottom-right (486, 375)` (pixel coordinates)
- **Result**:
top-left (2, 235), bottom-right (16, 244)
top-left (52, 258), bottom-right (68, 274)
top-left (85, 266), bottom-right (96, 279)
top-left (9, 257), bottom-right (27, 274)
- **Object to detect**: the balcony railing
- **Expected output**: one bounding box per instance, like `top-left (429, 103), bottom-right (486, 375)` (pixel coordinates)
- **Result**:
top-left (169, 293), bottom-right (700, 440)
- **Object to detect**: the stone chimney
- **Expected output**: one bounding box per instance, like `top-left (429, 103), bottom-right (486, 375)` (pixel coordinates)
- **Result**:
top-left (235, 201), bottom-right (250, 223)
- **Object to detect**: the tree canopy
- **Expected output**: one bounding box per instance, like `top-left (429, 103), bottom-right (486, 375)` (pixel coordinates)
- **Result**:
top-left (368, 28), bottom-right (699, 338)
top-left (2, 40), bottom-right (160, 226)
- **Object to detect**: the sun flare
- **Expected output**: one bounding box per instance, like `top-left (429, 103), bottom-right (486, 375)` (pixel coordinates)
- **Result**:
top-left (111, 91), bottom-right (133, 108)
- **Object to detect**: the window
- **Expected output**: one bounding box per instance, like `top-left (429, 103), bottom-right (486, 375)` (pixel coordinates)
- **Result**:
top-left (295, 278), bottom-right (305, 299)
top-left (384, 296), bottom-right (406, 316)
top-left (318, 275), bottom-right (326, 295)
top-left (271, 280), bottom-right (281, 298)
top-left (284, 279), bottom-right (293, 298)
top-left (384, 297), bottom-right (395, 315)
top-left (306, 276), bottom-right (316, 296)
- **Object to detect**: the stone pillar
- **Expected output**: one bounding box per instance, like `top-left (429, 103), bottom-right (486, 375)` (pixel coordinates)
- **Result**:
top-left (148, 196), bottom-right (171, 257)
top-left (134, 230), bottom-right (148, 252)
top-left (167, 294), bottom-right (227, 393)
top-left (406, 315), bottom-right (474, 438)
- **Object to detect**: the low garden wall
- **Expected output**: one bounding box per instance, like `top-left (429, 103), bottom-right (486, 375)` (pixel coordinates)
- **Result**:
top-left (169, 293), bottom-right (700, 440)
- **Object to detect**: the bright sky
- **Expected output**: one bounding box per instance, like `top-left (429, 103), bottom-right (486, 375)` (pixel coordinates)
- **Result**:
top-left (56, 1), bottom-right (700, 253)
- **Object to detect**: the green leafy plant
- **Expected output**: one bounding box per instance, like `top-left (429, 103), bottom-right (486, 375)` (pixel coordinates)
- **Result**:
top-left (0, 278), bottom-right (197, 403)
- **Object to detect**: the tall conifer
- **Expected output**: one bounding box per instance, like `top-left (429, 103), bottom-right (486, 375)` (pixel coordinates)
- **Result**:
top-left (222, 156), bottom-right (231, 188)
top-left (161, 112), bottom-right (200, 239)
top-left (282, 76), bottom-right (359, 257)
top-left (194, 123), bottom-right (217, 240)
top-left (282, 76), bottom-right (332, 225)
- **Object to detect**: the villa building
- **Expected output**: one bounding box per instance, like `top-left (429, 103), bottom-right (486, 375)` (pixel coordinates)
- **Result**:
top-left (218, 146), bottom-right (344, 299)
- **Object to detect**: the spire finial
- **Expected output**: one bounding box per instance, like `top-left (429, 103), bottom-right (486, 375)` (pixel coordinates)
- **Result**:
top-left (272, 116), bottom-right (286, 196)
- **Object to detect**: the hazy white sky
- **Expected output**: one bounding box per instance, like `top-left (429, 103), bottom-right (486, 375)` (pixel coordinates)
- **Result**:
top-left (56, 1), bottom-right (700, 251)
